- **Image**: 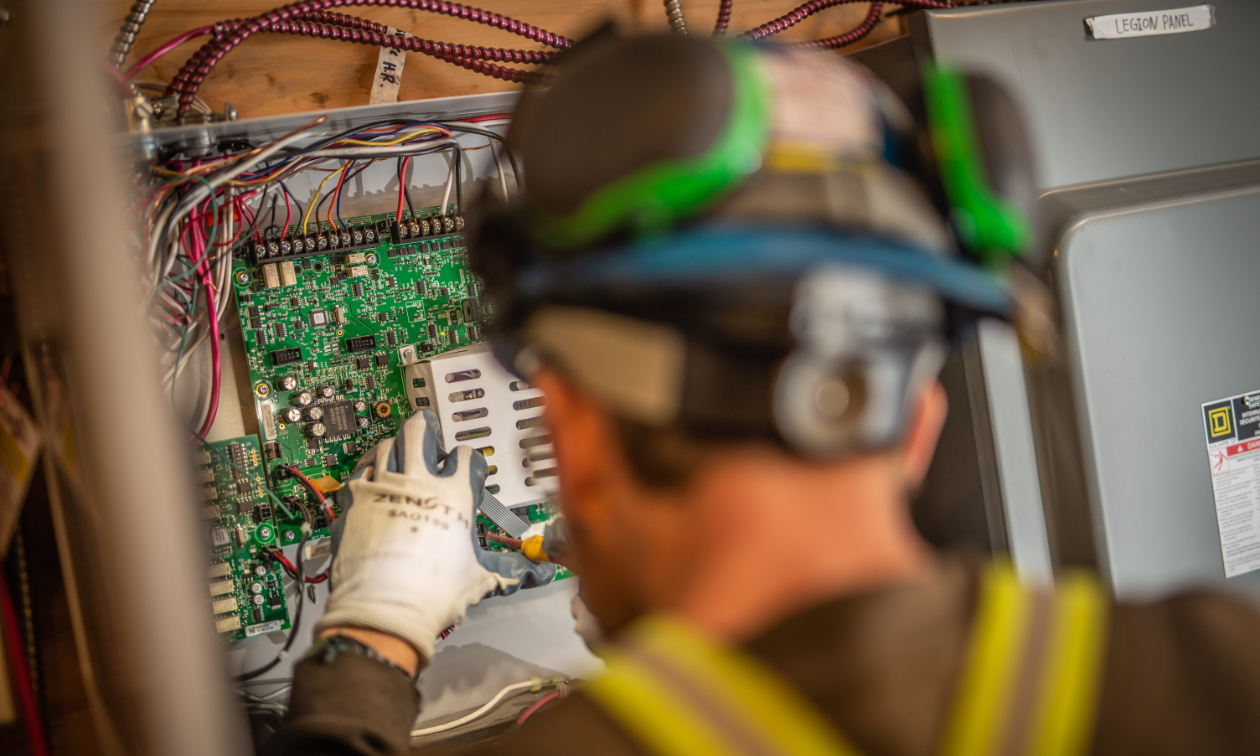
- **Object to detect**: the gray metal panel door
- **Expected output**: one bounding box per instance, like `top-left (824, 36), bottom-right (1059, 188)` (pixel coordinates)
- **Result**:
top-left (1059, 187), bottom-right (1260, 600)
top-left (922, 0), bottom-right (1260, 190)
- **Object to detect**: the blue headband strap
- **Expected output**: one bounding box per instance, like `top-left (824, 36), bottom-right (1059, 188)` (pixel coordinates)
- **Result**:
top-left (517, 227), bottom-right (1011, 315)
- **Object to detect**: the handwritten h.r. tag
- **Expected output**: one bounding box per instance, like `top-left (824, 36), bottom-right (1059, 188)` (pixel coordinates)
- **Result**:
top-left (1086, 5), bottom-right (1215, 40)
top-left (370, 27), bottom-right (409, 104)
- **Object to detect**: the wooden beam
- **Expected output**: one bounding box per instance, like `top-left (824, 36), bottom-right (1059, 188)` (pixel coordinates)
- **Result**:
top-left (102, 0), bottom-right (907, 120)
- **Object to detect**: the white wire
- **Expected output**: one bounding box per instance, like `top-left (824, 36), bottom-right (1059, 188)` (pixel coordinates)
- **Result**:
top-left (490, 138), bottom-right (509, 201)
top-left (260, 684), bottom-right (292, 701)
top-left (410, 678), bottom-right (553, 737)
top-left (304, 140), bottom-right (456, 159)
top-left (440, 149), bottom-right (456, 216)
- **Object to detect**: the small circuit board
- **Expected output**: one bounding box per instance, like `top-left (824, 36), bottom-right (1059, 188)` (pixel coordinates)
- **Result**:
top-left (198, 436), bottom-right (291, 642)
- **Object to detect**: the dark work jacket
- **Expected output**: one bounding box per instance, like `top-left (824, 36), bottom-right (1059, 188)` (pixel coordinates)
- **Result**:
top-left (260, 557), bottom-right (1260, 756)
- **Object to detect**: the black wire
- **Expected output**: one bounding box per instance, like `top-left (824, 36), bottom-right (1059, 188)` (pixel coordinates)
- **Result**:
top-left (279, 181), bottom-right (305, 235)
top-left (442, 123), bottom-right (521, 188)
top-left (266, 189), bottom-right (280, 230)
top-left (396, 157), bottom-right (415, 217)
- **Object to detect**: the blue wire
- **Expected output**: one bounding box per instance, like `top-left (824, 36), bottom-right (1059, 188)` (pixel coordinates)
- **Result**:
top-left (336, 159), bottom-right (355, 229)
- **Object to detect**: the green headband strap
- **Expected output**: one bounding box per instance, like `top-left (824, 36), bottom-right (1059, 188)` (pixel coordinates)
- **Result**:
top-left (532, 42), bottom-right (772, 250)
top-left (923, 66), bottom-right (1032, 267)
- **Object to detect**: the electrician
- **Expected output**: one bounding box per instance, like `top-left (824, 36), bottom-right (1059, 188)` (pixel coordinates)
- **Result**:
top-left (263, 34), bottom-right (1260, 756)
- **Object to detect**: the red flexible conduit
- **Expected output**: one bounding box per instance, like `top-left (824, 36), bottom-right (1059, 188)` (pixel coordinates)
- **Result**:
top-left (713, 0), bottom-right (733, 37)
top-left (791, 0), bottom-right (883, 49)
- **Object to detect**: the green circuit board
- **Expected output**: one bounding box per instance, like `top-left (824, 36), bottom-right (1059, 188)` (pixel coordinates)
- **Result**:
top-left (198, 436), bottom-right (292, 642)
top-left (227, 205), bottom-right (567, 585)
top-left (231, 206), bottom-right (480, 533)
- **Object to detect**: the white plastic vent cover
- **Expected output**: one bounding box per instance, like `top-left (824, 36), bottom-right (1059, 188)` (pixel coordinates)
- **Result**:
top-left (402, 343), bottom-right (557, 507)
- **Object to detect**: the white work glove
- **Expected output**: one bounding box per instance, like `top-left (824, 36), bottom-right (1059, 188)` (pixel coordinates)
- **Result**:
top-left (316, 410), bottom-right (550, 661)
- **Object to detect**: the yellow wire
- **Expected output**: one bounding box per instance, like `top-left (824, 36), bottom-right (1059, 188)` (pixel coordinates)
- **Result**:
top-left (336, 127), bottom-right (449, 147)
top-left (302, 167), bottom-right (343, 235)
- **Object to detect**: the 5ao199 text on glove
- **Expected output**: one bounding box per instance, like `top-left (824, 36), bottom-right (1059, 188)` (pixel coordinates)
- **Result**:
top-left (316, 410), bottom-right (525, 662)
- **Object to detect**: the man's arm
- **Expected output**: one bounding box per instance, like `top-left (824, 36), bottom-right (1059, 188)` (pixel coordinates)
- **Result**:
top-left (258, 410), bottom-right (555, 755)
top-left (261, 638), bottom-right (421, 756)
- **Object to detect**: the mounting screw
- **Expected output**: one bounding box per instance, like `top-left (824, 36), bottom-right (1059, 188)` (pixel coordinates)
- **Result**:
top-left (235, 270), bottom-right (250, 285)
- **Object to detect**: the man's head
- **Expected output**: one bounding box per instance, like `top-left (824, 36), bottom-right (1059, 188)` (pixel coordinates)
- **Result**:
top-left (470, 33), bottom-right (1036, 636)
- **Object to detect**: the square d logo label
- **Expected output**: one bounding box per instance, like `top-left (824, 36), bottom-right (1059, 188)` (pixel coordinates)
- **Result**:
top-left (1205, 400), bottom-right (1235, 442)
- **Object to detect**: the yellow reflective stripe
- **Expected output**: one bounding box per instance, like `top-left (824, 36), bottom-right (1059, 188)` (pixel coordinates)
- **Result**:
top-left (1026, 572), bottom-right (1108, 756)
top-left (634, 617), bottom-right (861, 756)
top-left (586, 647), bottom-right (738, 756)
top-left (939, 564), bottom-right (1033, 756)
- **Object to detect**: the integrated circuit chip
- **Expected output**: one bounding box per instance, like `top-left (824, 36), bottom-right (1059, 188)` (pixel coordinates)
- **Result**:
top-left (310, 309), bottom-right (328, 327)
top-left (324, 401), bottom-right (356, 438)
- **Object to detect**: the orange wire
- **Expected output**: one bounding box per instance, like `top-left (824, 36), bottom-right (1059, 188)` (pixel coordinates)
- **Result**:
top-left (327, 163), bottom-right (351, 231)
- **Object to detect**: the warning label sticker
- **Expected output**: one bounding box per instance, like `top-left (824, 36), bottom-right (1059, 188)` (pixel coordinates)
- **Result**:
top-left (1202, 389), bottom-right (1260, 577)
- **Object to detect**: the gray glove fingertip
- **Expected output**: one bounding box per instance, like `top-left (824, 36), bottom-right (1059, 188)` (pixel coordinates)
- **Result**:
top-left (446, 446), bottom-right (488, 504)
top-left (396, 408), bottom-right (445, 476)
top-left (470, 529), bottom-right (558, 597)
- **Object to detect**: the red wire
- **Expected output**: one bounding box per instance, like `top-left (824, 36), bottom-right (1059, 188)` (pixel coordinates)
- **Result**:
top-left (272, 551), bottom-right (329, 583)
top-left (0, 578), bottom-right (50, 756)
top-left (515, 690), bottom-right (560, 726)
top-left (124, 25), bottom-right (216, 80)
top-left (287, 466), bottom-right (325, 503)
top-left (453, 113), bottom-right (513, 123)
top-left (286, 465), bottom-right (336, 521)
top-left (186, 204), bottom-right (221, 440)
top-left (396, 157), bottom-right (411, 222)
